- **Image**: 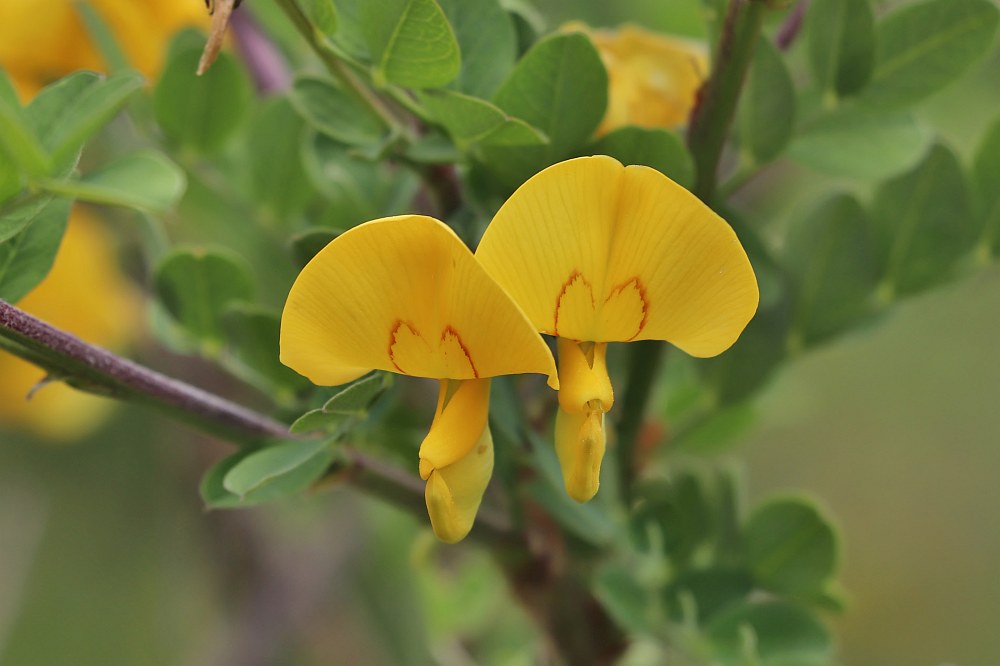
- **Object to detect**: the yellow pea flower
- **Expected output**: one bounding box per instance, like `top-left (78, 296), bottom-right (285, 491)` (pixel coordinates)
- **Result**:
top-left (0, 0), bottom-right (209, 100)
top-left (570, 23), bottom-right (708, 135)
top-left (0, 210), bottom-right (138, 440)
top-left (280, 215), bottom-right (558, 543)
top-left (476, 156), bottom-right (758, 502)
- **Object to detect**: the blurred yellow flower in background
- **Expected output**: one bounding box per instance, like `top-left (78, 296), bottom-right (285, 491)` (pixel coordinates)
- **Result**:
top-left (0, 210), bottom-right (138, 440)
top-left (572, 23), bottom-right (708, 135)
top-left (0, 0), bottom-right (209, 100)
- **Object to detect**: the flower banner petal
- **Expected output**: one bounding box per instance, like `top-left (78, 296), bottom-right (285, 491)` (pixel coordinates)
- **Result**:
top-left (477, 156), bottom-right (758, 356)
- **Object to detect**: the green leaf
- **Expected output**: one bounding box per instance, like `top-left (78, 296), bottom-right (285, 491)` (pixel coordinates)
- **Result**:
top-left (0, 83), bottom-right (49, 178)
top-left (154, 248), bottom-right (254, 349)
top-left (784, 194), bottom-right (879, 345)
top-left (438, 0), bottom-right (516, 97)
top-left (202, 444), bottom-right (335, 508)
top-left (594, 564), bottom-right (654, 633)
top-left (590, 126), bottom-right (694, 188)
top-left (673, 402), bottom-right (757, 455)
top-left (32, 70), bottom-right (144, 164)
top-left (45, 150), bottom-right (186, 214)
top-left (0, 154), bottom-right (20, 204)
top-left (222, 305), bottom-right (311, 394)
top-left (788, 107), bottom-right (932, 179)
top-left (290, 373), bottom-right (390, 434)
top-left (245, 96), bottom-right (316, 218)
top-left (360, 0), bottom-right (461, 88)
top-left (740, 36), bottom-right (795, 164)
top-left (0, 196), bottom-right (71, 303)
top-left (664, 567), bottom-right (753, 624)
top-left (223, 439), bottom-right (333, 497)
top-left (301, 132), bottom-right (419, 224)
top-left (807, 0), bottom-right (875, 98)
top-left (745, 497), bottom-right (839, 599)
top-left (303, 0), bottom-right (339, 36)
top-left (973, 113), bottom-right (1000, 255)
top-left (630, 473), bottom-right (713, 563)
top-left (863, 0), bottom-right (1000, 109)
top-left (290, 75), bottom-right (388, 147)
top-left (419, 89), bottom-right (547, 149)
top-left (707, 601), bottom-right (832, 664)
top-left (0, 195), bottom-right (55, 244)
top-left (482, 32), bottom-right (608, 188)
top-left (154, 47), bottom-right (252, 154)
top-left (872, 143), bottom-right (978, 297)
top-left (288, 227), bottom-right (339, 268)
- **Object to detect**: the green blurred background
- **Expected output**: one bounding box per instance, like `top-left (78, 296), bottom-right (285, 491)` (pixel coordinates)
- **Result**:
top-left (3, 0), bottom-right (1000, 664)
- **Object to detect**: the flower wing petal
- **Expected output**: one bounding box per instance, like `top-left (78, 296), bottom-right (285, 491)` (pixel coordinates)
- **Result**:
top-left (280, 215), bottom-right (556, 385)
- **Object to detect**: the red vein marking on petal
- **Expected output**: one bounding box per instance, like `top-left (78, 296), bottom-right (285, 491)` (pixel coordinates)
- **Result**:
top-left (440, 325), bottom-right (479, 378)
top-left (605, 276), bottom-right (649, 341)
top-left (553, 270), bottom-right (595, 337)
top-left (388, 319), bottom-right (420, 374)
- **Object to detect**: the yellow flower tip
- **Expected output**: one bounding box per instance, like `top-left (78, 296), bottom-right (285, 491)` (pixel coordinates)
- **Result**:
top-left (280, 215), bottom-right (556, 388)
top-left (476, 156), bottom-right (759, 358)
top-left (419, 379), bottom-right (494, 543)
top-left (555, 407), bottom-right (605, 503)
top-left (556, 338), bottom-right (613, 414)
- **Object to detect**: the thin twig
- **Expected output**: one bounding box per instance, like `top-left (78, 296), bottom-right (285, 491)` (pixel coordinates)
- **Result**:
top-left (271, 0), bottom-right (404, 135)
top-left (0, 299), bottom-right (289, 444)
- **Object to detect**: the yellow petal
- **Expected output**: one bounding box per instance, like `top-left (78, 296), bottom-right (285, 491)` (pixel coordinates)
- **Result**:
top-left (280, 215), bottom-right (557, 386)
top-left (556, 338), bottom-right (613, 414)
top-left (423, 420), bottom-right (495, 544)
top-left (555, 406), bottom-right (605, 503)
top-left (476, 156), bottom-right (758, 357)
top-left (419, 378), bottom-right (490, 473)
top-left (588, 24), bottom-right (708, 134)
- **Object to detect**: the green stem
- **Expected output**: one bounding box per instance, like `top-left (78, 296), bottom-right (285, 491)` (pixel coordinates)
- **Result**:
top-left (687, 0), bottom-right (769, 202)
top-left (615, 339), bottom-right (666, 505)
top-left (615, 0), bottom-right (770, 501)
top-left (271, 0), bottom-right (405, 136)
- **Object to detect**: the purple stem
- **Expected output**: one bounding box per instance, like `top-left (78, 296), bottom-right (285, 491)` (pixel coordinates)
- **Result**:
top-left (0, 299), bottom-right (290, 443)
top-left (230, 10), bottom-right (292, 94)
top-left (775, 0), bottom-right (809, 51)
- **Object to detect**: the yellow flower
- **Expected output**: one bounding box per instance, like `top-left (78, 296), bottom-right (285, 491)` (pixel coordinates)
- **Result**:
top-left (571, 23), bottom-right (708, 135)
top-left (476, 156), bottom-right (758, 502)
top-left (0, 0), bottom-right (209, 100)
top-left (0, 209), bottom-right (138, 439)
top-left (280, 215), bottom-right (557, 543)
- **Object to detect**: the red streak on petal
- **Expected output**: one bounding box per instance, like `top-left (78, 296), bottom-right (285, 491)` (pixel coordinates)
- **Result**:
top-left (441, 325), bottom-right (479, 378)
top-left (387, 319), bottom-right (420, 374)
top-left (605, 276), bottom-right (649, 341)
top-left (553, 270), bottom-right (595, 337)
